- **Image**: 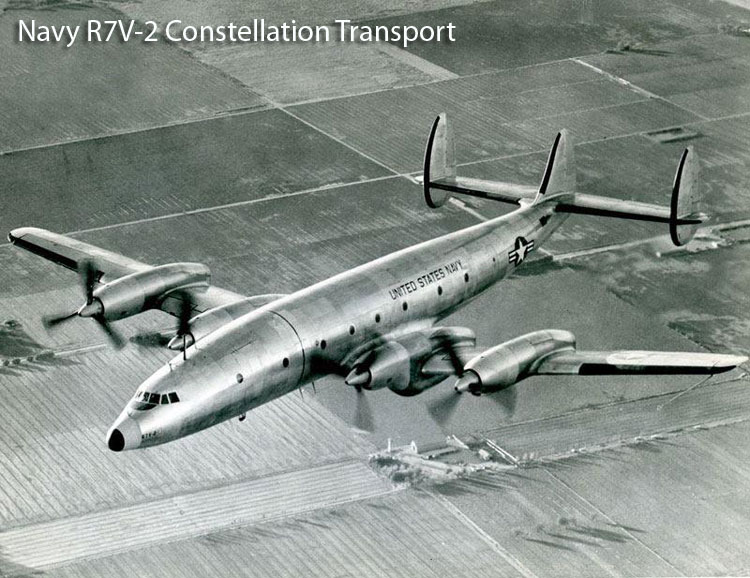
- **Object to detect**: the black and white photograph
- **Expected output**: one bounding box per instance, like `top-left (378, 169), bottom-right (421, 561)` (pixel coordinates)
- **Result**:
top-left (2, 0), bottom-right (750, 575)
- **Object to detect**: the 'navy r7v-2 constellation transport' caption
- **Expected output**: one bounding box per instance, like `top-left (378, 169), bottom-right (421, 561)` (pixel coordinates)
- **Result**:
top-left (9, 113), bottom-right (746, 451)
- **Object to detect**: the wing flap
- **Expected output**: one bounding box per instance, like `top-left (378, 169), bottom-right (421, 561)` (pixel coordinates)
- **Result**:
top-left (536, 350), bottom-right (747, 375)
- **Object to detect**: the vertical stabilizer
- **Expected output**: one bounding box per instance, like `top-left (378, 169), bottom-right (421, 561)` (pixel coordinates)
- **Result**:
top-left (423, 113), bottom-right (456, 208)
top-left (537, 129), bottom-right (576, 199)
top-left (669, 146), bottom-right (702, 246)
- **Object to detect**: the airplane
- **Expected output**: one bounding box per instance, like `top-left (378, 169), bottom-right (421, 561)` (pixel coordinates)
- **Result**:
top-left (8, 113), bottom-right (746, 452)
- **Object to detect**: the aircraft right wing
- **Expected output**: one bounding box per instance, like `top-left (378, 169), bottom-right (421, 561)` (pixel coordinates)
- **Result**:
top-left (8, 227), bottom-right (247, 316)
top-left (9, 227), bottom-right (149, 280)
top-left (535, 350), bottom-right (747, 376)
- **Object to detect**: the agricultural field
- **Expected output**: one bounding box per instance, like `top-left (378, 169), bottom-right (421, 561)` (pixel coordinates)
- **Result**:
top-left (1, 0), bottom-right (750, 575)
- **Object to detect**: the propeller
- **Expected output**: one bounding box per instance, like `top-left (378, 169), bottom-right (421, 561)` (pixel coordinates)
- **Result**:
top-left (426, 342), bottom-right (472, 427)
top-left (427, 378), bottom-right (518, 427)
top-left (426, 338), bottom-right (519, 427)
top-left (42, 260), bottom-right (126, 349)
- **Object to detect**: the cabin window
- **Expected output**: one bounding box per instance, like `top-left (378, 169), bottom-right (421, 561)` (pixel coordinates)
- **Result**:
top-left (283, 357), bottom-right (290, 368)
top-left (160, 395), bottom-right (169, 405)
top-left (236, 373), bottom-right (244, 384)
top-left (349, 325), bottom-right (355, 335)
top-left (375, 313), bottom-right (381, 323)
top-left (320, 340), bottom-right (327, 350)
top-left (402, 302), bottom-right (408, 311)
top-left (437, 286), bottom-right (443, 296)
top-left (148, 393), bottom-right (159, 404)
top-left (168, 392), bottom-right (180, 403)
top-left (464, 273), bottom-right (470, 283)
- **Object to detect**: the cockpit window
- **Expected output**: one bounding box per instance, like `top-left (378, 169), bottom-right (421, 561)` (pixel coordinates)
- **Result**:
top-left (129, 390), bottom-right (181, 411)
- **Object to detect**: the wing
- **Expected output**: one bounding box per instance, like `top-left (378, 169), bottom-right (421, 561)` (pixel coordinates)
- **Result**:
top-left (9, 227), bottom-right (250, 316)
top-left (9, 227), bottom-right (149, 280)
top-left (535, 350), bottom-right (747, 375)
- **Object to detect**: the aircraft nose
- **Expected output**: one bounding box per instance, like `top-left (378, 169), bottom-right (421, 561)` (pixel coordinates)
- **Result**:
top-left (107, 417), bottom-right (141, 452)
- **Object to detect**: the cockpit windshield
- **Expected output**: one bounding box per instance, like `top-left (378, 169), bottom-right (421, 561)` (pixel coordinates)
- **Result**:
top-left (129, 390), bottom-right (180, 411)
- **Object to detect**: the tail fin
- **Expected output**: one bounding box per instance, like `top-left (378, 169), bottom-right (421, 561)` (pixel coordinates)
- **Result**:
top-left (537, 129), bottom-right (576, 198)
top-left (423, 113), bottom-right (456, 208)
top-left (669, 146), bottom-right (701, 246)
top-left (421, 113), bottom-right (538, 208)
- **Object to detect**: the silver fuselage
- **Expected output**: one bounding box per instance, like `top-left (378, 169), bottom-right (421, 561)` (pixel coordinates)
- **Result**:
top-left (108, 198), bottom-right (567, 449)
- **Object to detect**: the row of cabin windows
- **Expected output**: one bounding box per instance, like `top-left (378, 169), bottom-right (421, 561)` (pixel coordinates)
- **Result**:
top-left (320, 276), bottom-right (471, 348)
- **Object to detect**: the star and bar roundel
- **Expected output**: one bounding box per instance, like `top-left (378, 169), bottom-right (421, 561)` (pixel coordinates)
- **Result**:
top-left (508, 236), bottom-right (535, 266)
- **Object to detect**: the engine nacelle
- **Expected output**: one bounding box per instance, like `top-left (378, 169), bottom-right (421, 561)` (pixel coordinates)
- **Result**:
top-left (458, 330), bottom-right (575, 394)
top-left (346, 341), bottom-right (413, 391)
top-left (345, 327), bottom-right (476, 396)
top-left (93, 263), bottom-right (210, 320)
top-left (168, 294), bottom-right (286, 350)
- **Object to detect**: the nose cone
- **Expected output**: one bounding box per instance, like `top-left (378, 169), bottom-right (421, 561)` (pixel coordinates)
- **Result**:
top-left (107, 417), bottom-right (141, 452)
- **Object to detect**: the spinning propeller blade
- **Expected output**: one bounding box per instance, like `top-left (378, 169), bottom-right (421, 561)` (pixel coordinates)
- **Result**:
top-left (169, 290), bottom-right (196, 358)
top-left (427, 389), bottom-right (464, 426)
top-left (42, 311), bottom-right (78, 328)
top-left (81, 259), bottom-right (97, 305)
top-left (176, 290), bottom-right (194, 338)
top-left (94, 315), bottom-right (126, 349)
top-left (353, 387), bottom-right (375, 432)
top-left (489, 386), bottom-right (517, 417)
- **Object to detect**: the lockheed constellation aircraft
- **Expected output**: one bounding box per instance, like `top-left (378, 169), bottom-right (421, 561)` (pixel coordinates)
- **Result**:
top-left (9, 114), bottom-right (746, 451)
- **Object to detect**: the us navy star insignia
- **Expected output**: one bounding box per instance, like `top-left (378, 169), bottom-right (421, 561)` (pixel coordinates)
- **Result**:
top-left (508, 236), bottom-right (535, 266)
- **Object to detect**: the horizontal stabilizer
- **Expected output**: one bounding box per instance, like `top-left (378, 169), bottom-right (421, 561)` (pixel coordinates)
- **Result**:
top-left (417, 175), bottom-right (538, 205)
top-left (536, 350), bottom-right (746, 375)
top-left (555, 193), bottom-right (697, 224)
